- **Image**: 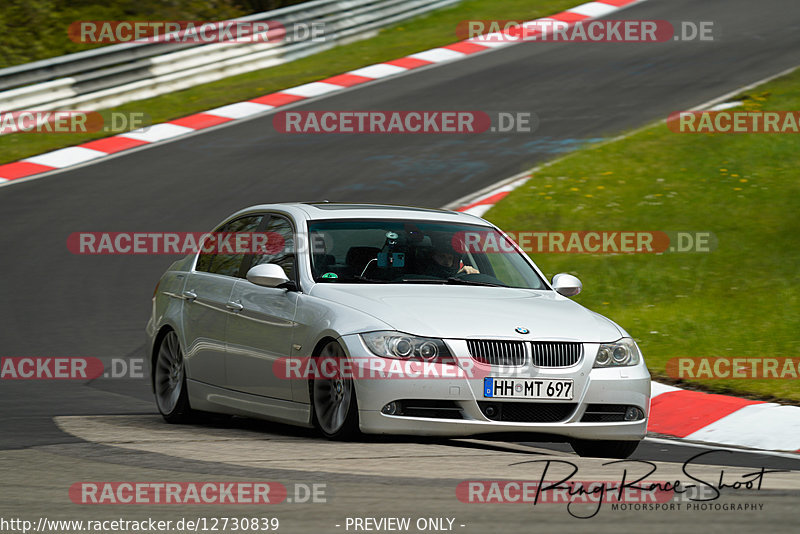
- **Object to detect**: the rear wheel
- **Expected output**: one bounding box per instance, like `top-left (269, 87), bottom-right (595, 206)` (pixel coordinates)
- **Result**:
top-left (570, 439), bottom-right (640, 459)
top-left (154, 331), bottom-right (194, 423)
top-left (310, 341), bottom-right (360, 440)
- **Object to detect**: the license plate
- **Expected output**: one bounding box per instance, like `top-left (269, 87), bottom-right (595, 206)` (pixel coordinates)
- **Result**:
top-left (483, 377), bottom-right (573, 400)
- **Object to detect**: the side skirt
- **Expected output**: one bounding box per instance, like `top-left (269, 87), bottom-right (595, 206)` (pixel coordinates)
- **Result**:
top-left (187, 379), bottom-right (313, 427)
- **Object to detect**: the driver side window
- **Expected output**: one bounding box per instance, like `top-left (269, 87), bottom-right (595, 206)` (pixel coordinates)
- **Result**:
top-left (250, 216), bottom-right (296, 281)
top-left (195, 215), bottom-right (263, 277)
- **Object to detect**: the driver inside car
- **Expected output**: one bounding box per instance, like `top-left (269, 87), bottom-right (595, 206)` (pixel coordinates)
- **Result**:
top-left (423, 234), bottom-right (480, 277)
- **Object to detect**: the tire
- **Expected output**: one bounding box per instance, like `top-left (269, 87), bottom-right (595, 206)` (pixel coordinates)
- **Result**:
top-left (570, 439), bottom-right (640, 459)
top-left (310, 340), bottom-right (360, 440)
top-left (154, 330), bottom-right (194, 423)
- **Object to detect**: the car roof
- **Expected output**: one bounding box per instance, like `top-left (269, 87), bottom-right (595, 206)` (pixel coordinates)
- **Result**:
top-left (233, 202), bottom-right (492, 225)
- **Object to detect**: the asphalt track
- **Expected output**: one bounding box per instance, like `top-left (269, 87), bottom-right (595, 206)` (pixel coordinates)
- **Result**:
top-left (2, 0), bottom-right (800, 531)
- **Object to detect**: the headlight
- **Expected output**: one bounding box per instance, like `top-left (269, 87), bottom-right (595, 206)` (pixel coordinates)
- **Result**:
top-left (593, 338), bottom-right (641, 367)
top-left (361, 331), bottom-right (454, 363)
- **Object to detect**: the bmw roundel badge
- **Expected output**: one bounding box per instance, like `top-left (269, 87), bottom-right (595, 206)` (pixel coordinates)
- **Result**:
top-left (515, 327), bottom-right (530, 334)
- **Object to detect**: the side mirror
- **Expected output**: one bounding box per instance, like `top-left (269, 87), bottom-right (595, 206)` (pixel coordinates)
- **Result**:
top-left (552, 273), bottom-right (582, 297)
top-left (246, 263), bottom-right (290, 288)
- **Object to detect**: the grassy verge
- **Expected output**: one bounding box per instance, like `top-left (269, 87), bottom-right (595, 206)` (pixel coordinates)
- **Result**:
top-left (0, 0), bottom-right (247, 67)
top-left (0, 0), bottom-right (577, 165)
top-left (485, 68), bottom-right (800, 403)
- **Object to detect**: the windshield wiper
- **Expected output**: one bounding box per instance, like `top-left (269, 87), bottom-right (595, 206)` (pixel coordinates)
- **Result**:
top-left (317, 275), bottom-right (387, 283)
top-left (389, 276), bottom-right (505, 287)
top-left (392, 277), bottom-right (447, 284)
top-left (445, 277), bottom-right (505, 287)
top-left (351, 275), bottom-right (389, 283)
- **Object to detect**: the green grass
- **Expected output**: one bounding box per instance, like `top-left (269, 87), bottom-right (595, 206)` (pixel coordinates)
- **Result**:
top-left (0, 0), bottom-right (578, 165)
top-left (485, 69), bottom-right (800, 403)
top-left (0, 0), bottom-right (248, 67)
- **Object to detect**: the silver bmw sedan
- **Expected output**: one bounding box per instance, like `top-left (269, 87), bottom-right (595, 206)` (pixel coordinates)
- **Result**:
top-left (146, 202), bottom-right (650, 458)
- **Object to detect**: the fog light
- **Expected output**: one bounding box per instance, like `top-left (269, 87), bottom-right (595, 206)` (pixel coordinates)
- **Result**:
top-left (624, 407), bottom-right (643, 421)
top-left (381, 402), bottom-right (398, 415)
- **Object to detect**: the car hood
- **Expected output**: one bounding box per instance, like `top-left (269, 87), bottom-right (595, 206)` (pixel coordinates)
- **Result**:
top-left (309, 284), bottom-right (623, 341)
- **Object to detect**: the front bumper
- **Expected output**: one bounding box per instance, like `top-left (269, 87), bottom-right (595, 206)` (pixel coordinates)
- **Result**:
top-left (339, 334), bottom-right (651, 440)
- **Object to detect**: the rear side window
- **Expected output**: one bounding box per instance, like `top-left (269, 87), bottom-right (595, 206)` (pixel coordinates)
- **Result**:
top-left (195, 215), bottom-right (263, 277)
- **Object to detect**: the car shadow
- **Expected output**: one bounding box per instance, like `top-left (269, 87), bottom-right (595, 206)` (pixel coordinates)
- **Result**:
top-left (192, 412), bottom-right (564, 455)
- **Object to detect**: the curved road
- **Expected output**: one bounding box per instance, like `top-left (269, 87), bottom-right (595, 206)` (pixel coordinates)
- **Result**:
top-left (1, 0), bottom-right (800, 531)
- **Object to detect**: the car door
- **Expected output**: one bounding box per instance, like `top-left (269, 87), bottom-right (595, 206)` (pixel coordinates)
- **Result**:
top-left (225, 214), bottom-right (299, 400)
top-left (181, 214), bottom-right (263, 386)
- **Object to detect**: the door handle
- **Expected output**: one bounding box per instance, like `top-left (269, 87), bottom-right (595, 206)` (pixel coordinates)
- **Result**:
top-left (226, 300), bottom-right (244, 312)
top-left (181, 290), bottom-right (197, 302)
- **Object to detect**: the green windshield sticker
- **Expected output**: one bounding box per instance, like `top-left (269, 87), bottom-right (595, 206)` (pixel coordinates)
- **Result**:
top-left (322, 272), bottom-right (338, 279)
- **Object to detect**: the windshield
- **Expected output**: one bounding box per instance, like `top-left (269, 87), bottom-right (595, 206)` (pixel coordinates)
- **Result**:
top-left (307, 219), bottom-right (547, 289)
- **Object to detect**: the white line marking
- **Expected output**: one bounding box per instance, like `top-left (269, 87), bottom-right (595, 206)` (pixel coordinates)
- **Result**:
top-left (25, 147), bottom-right (107, 168)
top-left (467, 35), bottom-right (515, 48)
top-left (121, 123), bottom-right (195, 143)
top-left (442, 169), bottom-right (532, 211)
top-left (650, 381), bottom-right (682, 398)
top-left (206, 102), bottom-right (273, 119)
top-left (645, 436), bottom-right (800, 460)
top-left (408, 48), bottom-right (464, 63)
top-left (568, 2), bottom-right (620, 18)
top-left (688, 66), bottom-right (800, 112)
top-left (348, 64), bottom-right (408, 79)
top-left (282, 82), bottom-right (344, 97)
top-left (684, 403), bottom-right (800, 452)
top-left (708, 101), bottom-right (743, 111)
top-left (460, 205), bottom-right (493, 217)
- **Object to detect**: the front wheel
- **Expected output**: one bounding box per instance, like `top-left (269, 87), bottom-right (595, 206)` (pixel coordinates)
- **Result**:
top-left (570, 439), bottom-right (640, 459)
top-left (310, 341), bottom-right (360, 440)
top-left (154, 330), bottom-right (194, 423)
